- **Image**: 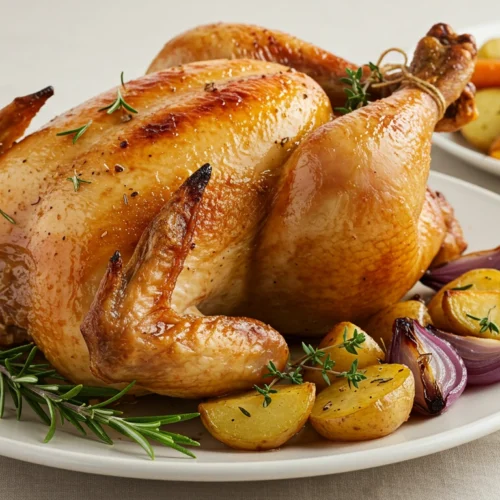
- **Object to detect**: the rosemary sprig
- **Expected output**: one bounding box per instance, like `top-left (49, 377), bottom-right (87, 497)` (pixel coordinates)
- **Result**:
top-left (467, 306), bottom-right (499, 334)
top-left (0, 208), bottom-right (15, 225)
top-left (56, 120), bottom-right (92, 144)
top-left (0, 344), bottom-right (199, 459)
top-left (67, 171), bottom-right (92, 192)
top-left (99, 75), bottom-right (138, 116)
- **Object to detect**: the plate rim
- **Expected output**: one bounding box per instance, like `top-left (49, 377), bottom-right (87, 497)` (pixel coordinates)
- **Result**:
top-left (2, 170), bottom-right (500, 482)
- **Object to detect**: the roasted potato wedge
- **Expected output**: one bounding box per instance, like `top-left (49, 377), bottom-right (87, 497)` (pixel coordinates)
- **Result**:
top-left (461, 88), bottom-right (500, 152)
top-left (478, 38), bottom-right (500, 59)
top-left (304, 322), bottom-right (384, 391)
top-left (199, 383), bottom-right (315, 451)
top-left (442, 290), bottom-right (500, 339)
top-left (428, 269), bottom-right (500, 330)
top-left (362, 301), bottom-right (431, 349)
top-left (310, 364), bottom-right (414, 441)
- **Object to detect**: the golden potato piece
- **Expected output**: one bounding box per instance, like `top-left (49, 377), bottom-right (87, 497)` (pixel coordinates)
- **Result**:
top-left (310, 364), bottom-right (414, 441)
top-left (478, 38), bottom-right (500, 59)
top-left (442, 290), bottom-right (500, 339)
top-left (199, 383), bottom-right (315, 451)
top-left (461, 88), bottom-right (500, 152)
top-left (363, 301), bottom-right (431, 349)
top-left (428, 269), bottom-right (500, 331)
top-left (304, 322), bottom-right (384, 391)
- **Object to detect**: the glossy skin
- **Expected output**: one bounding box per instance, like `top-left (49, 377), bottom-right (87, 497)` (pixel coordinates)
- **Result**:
top-left (147, 23), bottom-right (359, 108)
top-left (0, 59), bottom-right (329, 393)
top-left (245, 25), bottom-right (476, 333)
top-left (0, 25), bottom-right (475, 397)
top-left (148, 23), bottom-right (477, 131)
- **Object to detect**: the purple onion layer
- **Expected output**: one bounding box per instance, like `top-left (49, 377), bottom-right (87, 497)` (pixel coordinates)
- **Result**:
top-left (421, 246), bottom-right (500, 291)
top-left (388, 318), bottom-right (467, 416)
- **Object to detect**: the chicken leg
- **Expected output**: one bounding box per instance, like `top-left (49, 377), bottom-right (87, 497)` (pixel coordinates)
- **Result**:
top-left (246, 24), bottom-right (476, 334)
top-left (148, 22), bottom-right (476, 131)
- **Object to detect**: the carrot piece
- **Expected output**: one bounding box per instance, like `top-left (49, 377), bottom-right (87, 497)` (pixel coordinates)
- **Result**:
top-left (472, 59), bottom-right (500, 89)
top-left (490, 135), bottom-right (500, 159)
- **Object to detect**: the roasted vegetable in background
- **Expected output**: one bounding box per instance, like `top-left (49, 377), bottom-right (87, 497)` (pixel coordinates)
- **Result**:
top-left (432, 325), bottom-right (500, 385)
top-left (304, 322), bottom-right (384, 391)
top-left (477, 38), bottom-right (500, 60)
top-left (363, 301), bottom-right (432, 349)
top-left (442, 290), bottom-right (500, 339)
top-left (388, 319), bottom-right (467, 416)
top-left (199, 383), bottom-right (315, 451)
top-left (428, 269), bottom-right (500, 331)
top-left (310, 364), bottom-right (414, 441)
top-left (461, 88), bottom-right (500, 151)
top-left (421, 247), bottom-right (500, 290)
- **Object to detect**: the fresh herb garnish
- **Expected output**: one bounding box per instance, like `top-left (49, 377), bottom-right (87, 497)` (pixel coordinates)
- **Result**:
top-left (338, 359), bottom-right (367, 388)
top-left (238, 407), bottom-right (251, 417)
top-left (120, 71), bottom-right (126, 89)
top-left (452, 284), bottom-right (473, 291)
top-left (253, 384), bottom-right (278, 408)
top-left (256, 332), bottom-right (367, 407)
top-left (334, 68), bottom-right (369, 115)
top-left (0, 344), bottom-right (199, 459)
top-left (338, 327), bottom-right (366, 355)
top-left (67, 171), bottom-right (92, 192)
top-left (56, 120), bottom-right (92, 144)
top-left (99, 89), bottom-right (137, 115)
top-left (0, 208), bottom-right (15, 225)
top-left (467, 306), bottom-right (499, 334)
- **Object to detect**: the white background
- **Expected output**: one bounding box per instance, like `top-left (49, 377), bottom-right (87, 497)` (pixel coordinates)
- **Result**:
top-left (1, 0), bottom-right (500, 498)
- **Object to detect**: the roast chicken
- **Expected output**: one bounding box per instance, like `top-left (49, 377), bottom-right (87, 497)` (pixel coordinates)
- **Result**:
top-left (0, 23), bottom-right (475, 397)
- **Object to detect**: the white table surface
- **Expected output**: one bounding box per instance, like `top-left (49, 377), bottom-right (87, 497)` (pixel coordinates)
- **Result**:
top-left (1, 0), bottom-right (500, 498)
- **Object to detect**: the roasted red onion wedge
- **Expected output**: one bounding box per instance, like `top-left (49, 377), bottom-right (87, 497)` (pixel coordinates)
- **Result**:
top-left (421, 246), bottom-right (500, 290)
top-left (429, 326), bottom-right (500, 386)
top-left (388, 319), bottom-right (467, 416)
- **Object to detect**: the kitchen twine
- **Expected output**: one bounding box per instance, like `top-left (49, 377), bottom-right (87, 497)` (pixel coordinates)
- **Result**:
top-left (367, 48), bottom-right (447, 119)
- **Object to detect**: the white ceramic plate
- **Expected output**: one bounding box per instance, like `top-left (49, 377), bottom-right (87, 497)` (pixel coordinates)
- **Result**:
top-left (432, 21), bottom-right (500, 176)
top-left (1, 171), bottom-right (500, 482)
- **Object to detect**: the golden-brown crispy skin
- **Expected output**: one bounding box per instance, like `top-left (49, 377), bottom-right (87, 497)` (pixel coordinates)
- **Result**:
top-left (0, 59), bottom-right (330, 392)
top-left (430, 191), bottom-right (468, 267)
top-left (147, 23), bottom-right (359, 108)
top-left (148, 22), bottom-right (476, 132)
top-left (0, 86), bottom-right (53, 156)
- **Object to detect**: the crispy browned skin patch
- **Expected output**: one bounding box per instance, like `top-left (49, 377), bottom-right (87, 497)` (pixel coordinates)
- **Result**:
top-left (0, 86), bottom-right (53, 156)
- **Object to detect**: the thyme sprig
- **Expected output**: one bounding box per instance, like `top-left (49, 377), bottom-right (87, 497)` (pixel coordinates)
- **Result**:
top-left (0, 208), bottom-right (15, 225)
top-left (338, 327), bottom-right (366, 355)
top-left (467, 306), bottom-right (500, 334)
top-left (0, 344), bottom-right (199, 459)
top-left (335, 62), bottom-right (383, 115)
top-left (56, 120), bottom-right (92, 144)
top-left (256, 334), bottom-right (367, 407)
